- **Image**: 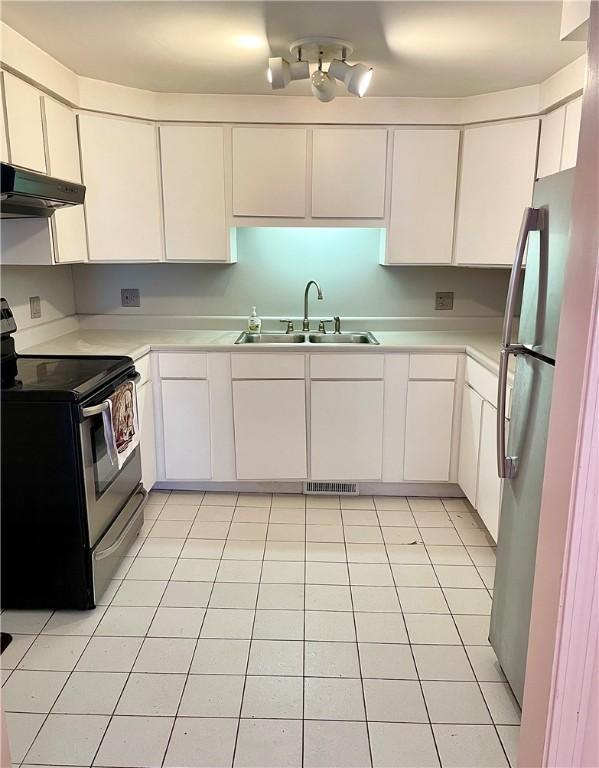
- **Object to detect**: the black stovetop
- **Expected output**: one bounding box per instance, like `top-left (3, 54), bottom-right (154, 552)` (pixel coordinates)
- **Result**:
top-left (1, 354), bottom-right (134, 402)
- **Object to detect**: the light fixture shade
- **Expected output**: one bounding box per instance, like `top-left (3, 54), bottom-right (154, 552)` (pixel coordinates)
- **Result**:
top-left (268, 57), bottom-right (290, 89)
top-left (268, 57), bottom-right (310, 89)
top-left (311, 70), bottom-right (336, 102)
top-left (328, 59), bottom-right (373, 97)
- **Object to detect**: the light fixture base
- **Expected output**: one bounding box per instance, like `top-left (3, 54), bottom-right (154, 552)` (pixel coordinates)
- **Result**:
top-left (289, 36), bottom-right (353, 63)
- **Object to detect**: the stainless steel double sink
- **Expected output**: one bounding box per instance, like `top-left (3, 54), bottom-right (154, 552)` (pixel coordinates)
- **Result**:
top-left (235, 331), bottom-right (379, 345)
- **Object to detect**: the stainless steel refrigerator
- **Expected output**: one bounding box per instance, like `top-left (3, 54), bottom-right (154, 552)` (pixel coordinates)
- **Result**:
top-left (490, 168), bottom-right (575, 706)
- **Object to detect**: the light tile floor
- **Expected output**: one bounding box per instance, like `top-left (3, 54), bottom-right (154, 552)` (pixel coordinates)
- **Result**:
top-left (1, 492), bottom-right (520, 768)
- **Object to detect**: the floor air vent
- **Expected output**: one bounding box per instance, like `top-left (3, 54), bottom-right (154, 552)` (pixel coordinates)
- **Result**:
top-left (304, 481), bottom-right (359, 495)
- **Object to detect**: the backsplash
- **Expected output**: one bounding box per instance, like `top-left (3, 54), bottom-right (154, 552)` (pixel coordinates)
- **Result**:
top-left (72, 228), bottom-right (510, 319)
top-left (0, 264), bottom-right (76, 330)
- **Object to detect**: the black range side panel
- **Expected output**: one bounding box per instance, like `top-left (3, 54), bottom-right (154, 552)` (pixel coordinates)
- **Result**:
top-left (1, 400), bottom-right (92, 608)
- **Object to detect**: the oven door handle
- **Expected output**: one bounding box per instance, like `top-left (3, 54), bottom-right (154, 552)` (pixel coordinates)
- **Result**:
top-left (81, 372), bottom-right (141, 419)
top-left (93, 487), bottom-right (148, 561)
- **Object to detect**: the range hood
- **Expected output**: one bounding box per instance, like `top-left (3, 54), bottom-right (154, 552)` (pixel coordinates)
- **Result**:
top-left (1, 162), bottom-right (86, 219)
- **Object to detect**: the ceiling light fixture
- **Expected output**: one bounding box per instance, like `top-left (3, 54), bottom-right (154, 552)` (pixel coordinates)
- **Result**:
top-left (267, 56), bottom-right (310, 89)
top-left (266, 37), bottom-right (373, 102)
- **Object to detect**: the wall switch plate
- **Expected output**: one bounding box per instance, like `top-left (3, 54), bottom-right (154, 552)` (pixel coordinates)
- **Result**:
top-left (435, 291), bottom-right (454, 311)
top-left (29, 296), bottom-right (42, 319)
top-left (121, 288), bottom-right (140, 308)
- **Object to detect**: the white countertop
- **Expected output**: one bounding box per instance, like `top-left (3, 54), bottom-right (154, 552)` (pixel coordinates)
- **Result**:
top-left (22, 328), bottom-right (510, 377)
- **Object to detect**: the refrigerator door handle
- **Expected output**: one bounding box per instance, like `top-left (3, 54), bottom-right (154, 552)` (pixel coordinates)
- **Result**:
top-left (497, 206), bottom-right (544, 479)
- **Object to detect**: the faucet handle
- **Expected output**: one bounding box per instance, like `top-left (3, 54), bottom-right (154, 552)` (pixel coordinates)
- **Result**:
top-left (333, 316), bottom-right (341, 334)
top-left (279, 319), bottom-right (295, 333)
top-left (318, 319), bottom-right (334, 333)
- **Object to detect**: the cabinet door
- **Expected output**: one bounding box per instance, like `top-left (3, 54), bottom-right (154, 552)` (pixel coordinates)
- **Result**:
top-left (161, 379), bottom-right (211, 480)
top-left (477, 401), bottom-right (504, 542)
top-left (537, 107), bottom-right (566, 179)
top-left (310, 380), bottom-right (384, 480)
top-left (457, 384), bottom-right (483, 506)
top-left (160, 125), bottom-right (228, 262)
top-left (78, 114), bottom-right (163, 262)
top-left (233, 380), bottom-right (307, 479)
top-left (454, 119), bottom-right (539, 266)
top-left (387, 129), bottom-right (459, 264)
top-left (232, 127), bottom-right (307, 217)
top-left (3, 72), bottom-right (46, 172)
top-left (561, 97), bottom-right (583, 170)
top-left (404, 380), bottom-right (455, 481)
top-left (312, 128), bottom-right (387, 218)
top-left (0, 75), bottom-right (8, 163)
top-left (138, 380), bottom-right (157, 491)
top-left (44, 98), bottom-right (88, 263)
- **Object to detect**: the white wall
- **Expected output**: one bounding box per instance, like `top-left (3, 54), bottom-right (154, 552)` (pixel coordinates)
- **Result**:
top-left (72, 228), bottom-right (510, 319)
top-left (0, 264), bottom-right (76, 330)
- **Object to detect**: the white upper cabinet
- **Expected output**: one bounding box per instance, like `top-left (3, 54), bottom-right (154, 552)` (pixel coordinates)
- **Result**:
top-left (454, 119), bottom-right (539, 266)
top-left (78, 113), bottom-right (163, 262)
top-left (561, 97), bottom-right (583, 170)
top-left (43, 98), bottom-right (88, 263)
top-left (232, 127), bottom-right (307, 217)
top-left (160, 125), bottom-right (230, 262)
top-left (537, 106), bottom-right (566, 179)
top-left (0, 75), bottom-right (8, 163)
top-left (3, 72), bottom-right (46, 173)
top-left (311, 128), bottom-right (387, 218)
top-left (386, 129), bottom-right (459, 264)
top-left (560, 0), bottom-right (590, 39)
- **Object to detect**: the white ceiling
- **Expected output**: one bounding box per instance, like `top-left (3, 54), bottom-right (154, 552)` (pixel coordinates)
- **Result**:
top-left (1, 1), bottom-right (585, 97)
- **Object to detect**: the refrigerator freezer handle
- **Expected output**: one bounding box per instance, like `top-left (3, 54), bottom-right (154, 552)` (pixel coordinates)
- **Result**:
top-left (497, 348), bottom-right (516, 479)
top-left (501, 207), bottom-right (544, 348)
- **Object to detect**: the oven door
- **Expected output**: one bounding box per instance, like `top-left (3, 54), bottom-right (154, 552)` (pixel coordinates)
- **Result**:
top-left (80, 374), bottom-right (143, 546)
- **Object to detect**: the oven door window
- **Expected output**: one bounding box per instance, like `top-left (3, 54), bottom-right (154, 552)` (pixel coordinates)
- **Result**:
top-left (90, 417), bottom-right (120, 497)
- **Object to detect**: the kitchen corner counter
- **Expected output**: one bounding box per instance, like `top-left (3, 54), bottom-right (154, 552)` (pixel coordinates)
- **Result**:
top-left (20, 328), bottom-right (511, 378)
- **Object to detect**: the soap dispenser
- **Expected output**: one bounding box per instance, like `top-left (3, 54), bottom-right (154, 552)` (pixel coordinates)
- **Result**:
top-left (248, 306), bottom-right (262, 333)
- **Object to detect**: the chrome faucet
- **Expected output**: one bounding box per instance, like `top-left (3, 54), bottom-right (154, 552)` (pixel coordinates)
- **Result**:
top-left (303, 280), bottom-right (323, 331)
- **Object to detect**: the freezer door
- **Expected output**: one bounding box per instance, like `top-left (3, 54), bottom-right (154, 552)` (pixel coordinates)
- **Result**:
top-left (519, 170), bottom-right (575, 360)
top-left (490, 352), bottom-right (554, 705)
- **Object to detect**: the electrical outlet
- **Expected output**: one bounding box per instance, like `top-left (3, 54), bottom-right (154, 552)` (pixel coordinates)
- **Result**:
top-left (121, 288), bottom-right (140, 308)
top-left (435, 291), bottom-right (454, 311)
top-left (29, 296), bottom-right (42, 319)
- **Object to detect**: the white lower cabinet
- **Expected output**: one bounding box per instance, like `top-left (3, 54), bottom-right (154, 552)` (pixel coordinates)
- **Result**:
top-left (457, 384), bottom-right (484, 506)
top-left (477, 401), bottom-right (505, 541)
top-left (137, 380), bottom-right (157, 491)
top-left (310, 380), bottom-right (384, 480)
top-left (404, 380), bottom-right (455, 481)
top-left (161, 379), bottom-right (211, 480)
top-left (233, 380), bottom-right (307, 480)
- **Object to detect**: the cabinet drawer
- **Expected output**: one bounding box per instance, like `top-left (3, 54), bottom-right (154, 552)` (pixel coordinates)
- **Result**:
top-left (159, 352), bottom-right (207, 379)
top-left (135, 354), bottom-right (151, 387)
top-left (231, 354), bottom-right (305, 380)
top-left (310, 354), bottom-right (384, 380)
top-left (465, 357), bottom-right (512, 417)
top-left (409, 354), bottom-right (458, 380)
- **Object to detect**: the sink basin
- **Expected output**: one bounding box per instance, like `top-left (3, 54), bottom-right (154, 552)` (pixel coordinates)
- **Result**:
top-left (235, 332), bottom-right (305, 344)
top-left (234, 331), bottom-right (379, 345)
top-left (308, 332), bottom-right (379, 344)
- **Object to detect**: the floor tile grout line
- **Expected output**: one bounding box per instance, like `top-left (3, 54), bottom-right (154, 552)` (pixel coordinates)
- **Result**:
top-left (343, 511), bottom-right (374, 768)
top-left (301, 498), bottom-right (307, 768)
top-left (160, 489), bottom-right (235, 768)
top-left (230, 496), bottom-right (271, 768)
top-left (382, 500), bottom-right (444, 768)
top-left (88, 490), bottom-right (182, 768)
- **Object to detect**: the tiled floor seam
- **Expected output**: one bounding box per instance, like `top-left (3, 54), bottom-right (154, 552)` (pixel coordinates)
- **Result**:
top-left (229, 499), bottom-right (270, 768)
top-left (383, 499), bottom-right (443, 768)
top-left (158, 489), bottom-right (233, 768)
